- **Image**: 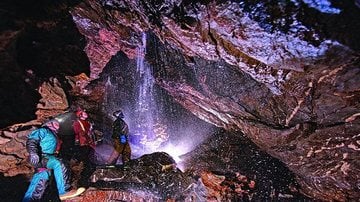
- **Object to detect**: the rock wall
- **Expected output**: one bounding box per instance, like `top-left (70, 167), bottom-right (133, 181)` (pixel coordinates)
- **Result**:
top-left (69, 1), bottom-right (360, 201)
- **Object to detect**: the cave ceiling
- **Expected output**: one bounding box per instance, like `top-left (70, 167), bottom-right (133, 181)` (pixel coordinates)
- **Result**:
top-left (0, 0), bottom-right (359, 201)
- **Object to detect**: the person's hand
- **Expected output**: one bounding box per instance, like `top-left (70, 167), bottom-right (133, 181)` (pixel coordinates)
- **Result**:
top-left (75, 139), bottom-right (80, 146)
top-left (29, 153), bottom-right (39, 166)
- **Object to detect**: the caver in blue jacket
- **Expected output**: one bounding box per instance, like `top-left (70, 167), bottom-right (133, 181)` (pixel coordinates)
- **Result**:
top-left (23, 120), bottom-right (72, 202)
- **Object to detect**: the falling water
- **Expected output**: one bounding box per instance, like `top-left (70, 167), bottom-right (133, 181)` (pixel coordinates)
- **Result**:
top-left (136, 32), bottom-right (155, 141)
top-left (97, 33), bottom-right (201, 164)
top-left (132, 32), bottom-right (168, 155)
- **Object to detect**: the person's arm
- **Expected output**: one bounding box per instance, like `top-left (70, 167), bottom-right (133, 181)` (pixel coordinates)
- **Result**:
top-left (26, 129), bottom-right (43, 166)
top-left (111, 120), bottom-right (118, 139)
top-left (122, 122), bottom-right (129, 138)
top-left (73, 121), bottom-right (81, 145)
top-left (119, 121), bottom-right (129, 143)
top-left (86, 121), bottom-right (95, 147)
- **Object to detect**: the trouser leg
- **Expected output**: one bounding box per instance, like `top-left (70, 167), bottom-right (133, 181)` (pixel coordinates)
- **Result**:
top-left (122, 143), bottom-right (131, 164)
top-left (78, 146), bottom-right (95, 187)
top-left (107, 149), bottom-right (120, 165)
top-left (22, 170), bottom-right (50, 202)
top-left (46, 156), bottom-right (71, 195)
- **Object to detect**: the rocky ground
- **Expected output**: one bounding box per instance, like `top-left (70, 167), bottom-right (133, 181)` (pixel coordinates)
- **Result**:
top-left (0, 129), bottom-right (313, 201)
top-left (63, 129), bottom-right (312, 201)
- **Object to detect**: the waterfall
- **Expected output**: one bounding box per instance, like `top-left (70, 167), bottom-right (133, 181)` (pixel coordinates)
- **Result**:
top-left (136, 32), bottom-right (155, 140)
top-left (132, 32), bottom-right (168, 155)
top-left (96, 33), bottom-right (170, 162)
top-left (97, 32), bottom-right (209, 164)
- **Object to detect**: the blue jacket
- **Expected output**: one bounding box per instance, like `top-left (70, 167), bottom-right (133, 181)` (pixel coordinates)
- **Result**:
top-left (26, 127), bottom-right (57, 155)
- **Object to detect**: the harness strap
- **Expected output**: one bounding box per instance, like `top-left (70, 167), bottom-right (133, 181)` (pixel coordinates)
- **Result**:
top-left (78, 120), bottom-right (85, 132)
top-left (37, 167), bottom-right (50, 172)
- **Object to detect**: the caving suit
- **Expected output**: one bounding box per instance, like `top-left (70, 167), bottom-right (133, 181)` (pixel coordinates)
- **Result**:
top-left (72, 119), bottom-right (95, 186)
top-left (110, 117), bottom-right (131, 164)
top-left (23, 127), bottom-right (71, 202)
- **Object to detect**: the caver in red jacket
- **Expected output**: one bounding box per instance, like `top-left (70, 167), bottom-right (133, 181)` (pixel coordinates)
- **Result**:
top-left (73, 110), bottom-right (95, 148)
top-left (72, 110), bottom-right (96, 187)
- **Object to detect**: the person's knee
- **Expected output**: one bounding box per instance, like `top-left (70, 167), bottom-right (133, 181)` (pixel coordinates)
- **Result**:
top-left (51, 160), bottom-right (65, 171)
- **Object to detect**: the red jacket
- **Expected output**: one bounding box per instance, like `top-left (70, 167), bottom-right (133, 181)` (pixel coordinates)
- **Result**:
top-left (73, 119), bottom-right (94, 148)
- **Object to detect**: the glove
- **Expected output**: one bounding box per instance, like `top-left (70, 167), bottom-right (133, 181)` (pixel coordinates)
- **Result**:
top-left (120, 135), bottom-right (127, 144)
top-left (75, 139), bottom-right (80, 146)
top-left (29, 153), bottom-right (39, 166)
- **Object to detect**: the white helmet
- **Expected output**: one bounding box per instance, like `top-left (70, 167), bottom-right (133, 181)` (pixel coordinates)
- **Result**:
top-left (113, 109), bottom-right (124, 118)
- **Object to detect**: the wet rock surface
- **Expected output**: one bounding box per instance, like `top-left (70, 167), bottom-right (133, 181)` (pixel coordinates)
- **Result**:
top-left (183, 129), bottom-right (310, 201)
top-left (71, 130), bottom-right (311, 201)
top-left (89, 152), bottom-right (193, 200)
top-left (68, 149), bottom-right (267, 201)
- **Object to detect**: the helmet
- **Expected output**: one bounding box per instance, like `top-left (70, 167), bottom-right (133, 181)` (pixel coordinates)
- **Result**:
top-left (44, 119), bottom-right (60, 132)
top-left (75, 110), bottom-right (82, 117)
top-left (76, 109), bottom-right (88, 120)
top-left (113, 110), bottom-right (124, 118)
top-left (79, 111), bottom-right (88, 120)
